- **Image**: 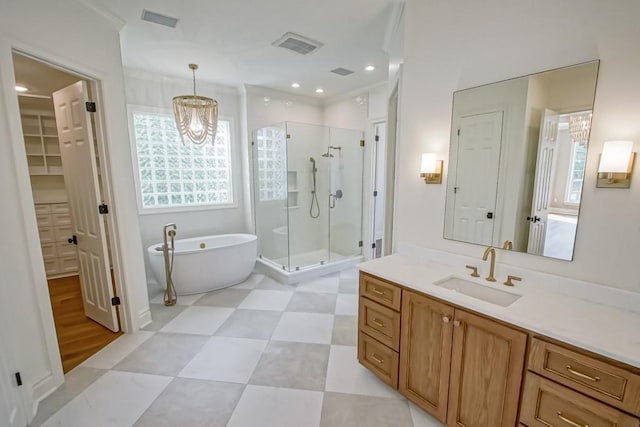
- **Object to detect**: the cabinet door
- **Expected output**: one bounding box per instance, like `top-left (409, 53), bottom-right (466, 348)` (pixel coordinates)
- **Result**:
top-left (399, 290), bottom-right (454, 423)
top-left (447, 309), bottom-right (527, 427)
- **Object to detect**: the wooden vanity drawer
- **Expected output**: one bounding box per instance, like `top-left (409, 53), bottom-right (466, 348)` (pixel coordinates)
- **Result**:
top-left (358, 331), bottom-right (399, 388)
top-left (359, 297), bottom-right (401, 351)
top-left (520, 373), bottom-right (639, 427)
top-left (529, 338), bottom-right (640, 416)
top-left (359, 273), bottom-right (402, 311)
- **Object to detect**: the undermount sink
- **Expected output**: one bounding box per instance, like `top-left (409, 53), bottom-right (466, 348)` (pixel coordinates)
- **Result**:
top-left (434, 276), bottom-right (522, 307)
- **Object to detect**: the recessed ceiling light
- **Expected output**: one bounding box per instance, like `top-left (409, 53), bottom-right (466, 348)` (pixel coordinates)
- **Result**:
top-left (263, 97), bottom-right (271, 102)
top-left (15, 85), bottom-right (28, 92)
top-left (315, 88), bottom-right (324, 94)
top-left (291, 83), bottom-right (300, 88)
top-left (365, 65), bottom-right (376, 71)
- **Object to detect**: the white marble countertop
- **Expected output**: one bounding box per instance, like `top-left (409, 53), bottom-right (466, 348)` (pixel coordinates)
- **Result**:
top-left (359, 254), bottom-right (640, 369)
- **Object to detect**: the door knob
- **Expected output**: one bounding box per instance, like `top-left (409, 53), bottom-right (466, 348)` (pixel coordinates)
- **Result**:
top-left (68, 235), bottom-right (78, 245)
top-left (526, 216), bottom-right (541, 223)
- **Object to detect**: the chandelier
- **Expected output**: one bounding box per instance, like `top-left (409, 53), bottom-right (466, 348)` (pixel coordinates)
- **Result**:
top-left (568, 112), bottom-right (592, 146)
top-left (173, 64), bottom-right (218, 145)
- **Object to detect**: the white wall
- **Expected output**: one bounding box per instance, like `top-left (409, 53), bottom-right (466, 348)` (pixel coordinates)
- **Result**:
top-left (398, 0), bottom-right (640, 292)
top-left (124, 70), bottom-right (247, 291)
top-left (0, 0), bottom-right (149, 419)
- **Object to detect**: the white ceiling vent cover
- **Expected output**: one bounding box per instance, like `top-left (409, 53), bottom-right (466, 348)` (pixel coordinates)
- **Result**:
top-left (331, 67), bottom-right (354, 76)
top-left (141, 10), bottom-right (179, 28)
top-left (272, 32), bottom-right (323, 55)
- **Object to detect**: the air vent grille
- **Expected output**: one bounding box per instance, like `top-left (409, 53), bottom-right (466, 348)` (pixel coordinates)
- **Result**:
top-left (331, 67), bottom-right (354, 76)
top-left (272, 32), bottom-right (323, 55)
top-left (141, 10), bottom-right (179, 28)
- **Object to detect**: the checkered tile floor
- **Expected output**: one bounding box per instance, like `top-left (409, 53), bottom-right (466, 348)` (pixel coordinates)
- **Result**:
top-left (32, 268), bottom-right (442, 427)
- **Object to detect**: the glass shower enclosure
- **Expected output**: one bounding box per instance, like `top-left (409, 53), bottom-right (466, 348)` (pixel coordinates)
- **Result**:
top-left (252, 122), bottom-right (364, 272)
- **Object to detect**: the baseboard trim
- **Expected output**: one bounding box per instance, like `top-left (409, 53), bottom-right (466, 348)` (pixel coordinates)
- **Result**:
top-left (138, 307), bottom-right (152, 329)
top-left (30, 370), bottom-right (62, 420)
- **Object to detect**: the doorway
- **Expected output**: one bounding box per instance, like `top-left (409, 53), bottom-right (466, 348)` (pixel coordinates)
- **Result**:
top-left (13, 52), bottom-right (122, 372)
top-left (371, 121), bottom-right (387, 259)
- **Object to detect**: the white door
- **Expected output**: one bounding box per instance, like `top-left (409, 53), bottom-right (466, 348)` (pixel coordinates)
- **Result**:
top-left (527, 109), bottom-right (559, 255)
top-left (53, 81), bottom-right (119, 332)
top-left (452, 111), bottom-right (503, 246)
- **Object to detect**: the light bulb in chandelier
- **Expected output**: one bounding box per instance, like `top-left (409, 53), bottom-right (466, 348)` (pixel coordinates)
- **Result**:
top-left (173, 64), bottom-right (219, 145)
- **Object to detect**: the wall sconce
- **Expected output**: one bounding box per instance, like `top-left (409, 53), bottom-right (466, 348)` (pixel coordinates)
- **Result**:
top-left (596, 140), bottom-right (635, 188)
top-left (420, 153), bottom-right (443, 184)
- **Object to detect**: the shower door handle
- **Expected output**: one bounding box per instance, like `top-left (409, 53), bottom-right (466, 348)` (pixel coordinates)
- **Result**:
top-left (329, 190), bottom-right (343, 209)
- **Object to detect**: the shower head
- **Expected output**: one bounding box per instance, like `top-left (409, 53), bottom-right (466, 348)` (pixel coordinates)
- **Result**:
top-left (309, 157), bottom-right (316, 164)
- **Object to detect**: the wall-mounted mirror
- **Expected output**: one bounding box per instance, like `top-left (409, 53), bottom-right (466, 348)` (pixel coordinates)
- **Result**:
top-left (444, 61), bottom-right (599, 261)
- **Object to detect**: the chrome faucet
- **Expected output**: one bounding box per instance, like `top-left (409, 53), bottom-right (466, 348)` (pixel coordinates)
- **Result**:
top-left (482, 247), bottom-right (496, 282)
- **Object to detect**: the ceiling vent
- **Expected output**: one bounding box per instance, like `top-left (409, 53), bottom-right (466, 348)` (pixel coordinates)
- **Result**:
top-left (141, 10), bottom-right (179, 28)
top-left (331, 67), bottom-right (354, 76)
top-left (272, 32), bottom-right (323, 55)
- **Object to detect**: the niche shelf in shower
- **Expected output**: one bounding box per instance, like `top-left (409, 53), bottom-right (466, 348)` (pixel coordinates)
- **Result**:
top-left (287, 191), bottom-right (299, 208)
top-left (287, 171), bottom-right (298, 190)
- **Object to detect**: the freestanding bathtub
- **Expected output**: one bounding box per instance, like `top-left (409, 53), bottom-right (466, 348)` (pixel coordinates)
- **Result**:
top-left (147, 234), bottom-right (257, 295)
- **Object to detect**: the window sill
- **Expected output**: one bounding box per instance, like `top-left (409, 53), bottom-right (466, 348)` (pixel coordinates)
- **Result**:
top-left (138, 203), bottom-right (239, 216)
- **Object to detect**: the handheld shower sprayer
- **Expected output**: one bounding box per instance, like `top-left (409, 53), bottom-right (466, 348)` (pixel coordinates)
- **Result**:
top-left (309, 157), bottom-right (320, 218)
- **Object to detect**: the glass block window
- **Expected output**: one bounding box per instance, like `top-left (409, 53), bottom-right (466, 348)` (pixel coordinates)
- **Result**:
top-left (565, 141), bottom-right (587, 204)
top-left (132, 111), bottom-right (233, 209)
top-left (255, 127), bottom-right (287, 201)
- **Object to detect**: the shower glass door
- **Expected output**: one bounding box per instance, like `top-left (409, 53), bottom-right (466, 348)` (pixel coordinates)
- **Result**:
top-left (285, 122), bottom-right (330, 270)
top-left (252, 123), bottom-right (289, 269)
top-left (328, 128), bottom-right (364, 261)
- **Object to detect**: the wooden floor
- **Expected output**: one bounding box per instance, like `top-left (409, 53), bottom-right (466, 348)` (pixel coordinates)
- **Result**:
top-left (48, 275), bottom-right (122, 373)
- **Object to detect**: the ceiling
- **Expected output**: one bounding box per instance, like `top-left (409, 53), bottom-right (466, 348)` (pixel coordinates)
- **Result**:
top-left (82, 0), bottom-right (398, 99)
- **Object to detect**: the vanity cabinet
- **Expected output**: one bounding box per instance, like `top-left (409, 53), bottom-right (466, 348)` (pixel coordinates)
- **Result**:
top-left (358, 274), bottom-right (402, 388)
top-left (399, 290), bottom-right (453, 421)
top-left (398, 289), bottom-right (527, 426)
top-left (520, 338), bottom-right (640, 426)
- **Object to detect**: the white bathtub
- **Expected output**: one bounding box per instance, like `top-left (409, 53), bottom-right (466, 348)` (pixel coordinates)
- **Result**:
top-left (147, 234), bottom-right (257, 295)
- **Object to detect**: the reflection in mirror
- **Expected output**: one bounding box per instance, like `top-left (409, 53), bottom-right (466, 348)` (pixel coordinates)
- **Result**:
top-left (444, 61), bottom-right (599, 261)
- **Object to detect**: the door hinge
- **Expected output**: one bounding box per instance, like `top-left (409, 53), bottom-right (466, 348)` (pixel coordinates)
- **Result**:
top-left (375, 135), bottom-right (379, 142)
top-left (286, 134), bottom-right (291, 139)
top-left (251, 141), bottom-right (255, 146)
top-left (373, 190), bottom-right (378, 197)
top-left (111, 296), bottom-right (121, 306)
top-left (15, 372), bottom-right (22, 387)
top-left (85, 101), bottom-right (97, 112)
top-left (360, 139), bottom-right (365, 147)
top-left (457, 129), bottom-right (460, 136)
top-left (371, 242), bottom-right (376, 249)
top-left (358, 240), bottom-right (363, 247)
top-left (98, 203), bottom-right (109, 214)
top-left (454, 186), bottom-right (459, 194)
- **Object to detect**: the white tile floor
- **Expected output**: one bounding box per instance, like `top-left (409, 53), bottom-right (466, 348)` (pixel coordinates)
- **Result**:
top-left (35, 268), bottom-right (444, 427)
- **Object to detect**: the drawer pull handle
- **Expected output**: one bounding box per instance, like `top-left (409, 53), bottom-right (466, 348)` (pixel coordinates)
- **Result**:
top-left (566, 365), bottom-right (600, 382)
top-left (453, 320), bottom-right (461, 327)
top-left (371, 318), bottom-right (385, 328)
top-left (557, 412), bottom-right (588, 427)
top-left (371, 287), bottom-right (385, 296)
top-left (442, 316), bottom-right (451, 323)
top-left (371, 354), bottom-right (385, 364)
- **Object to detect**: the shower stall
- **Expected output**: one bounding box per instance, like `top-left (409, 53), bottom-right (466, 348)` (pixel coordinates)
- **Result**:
top-left (252, 122), bottom-right (364, 277)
